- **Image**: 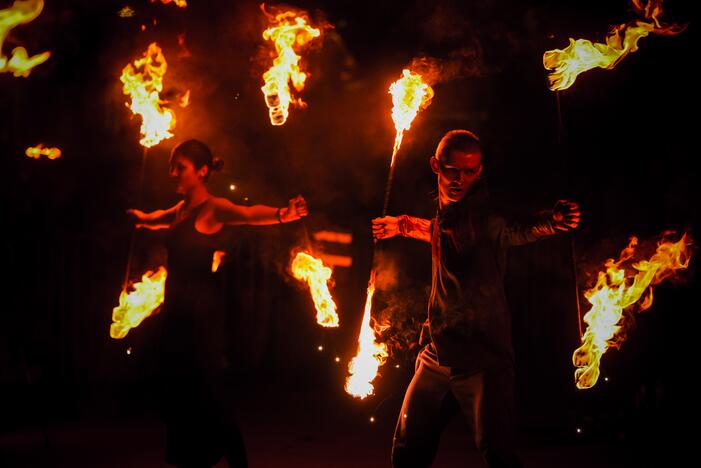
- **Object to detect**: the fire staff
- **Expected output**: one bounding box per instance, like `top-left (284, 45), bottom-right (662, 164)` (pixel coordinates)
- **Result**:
top-left (127, 139), bottom-right (308, 468)
top-left (373, 130), bottom-right (580, 468)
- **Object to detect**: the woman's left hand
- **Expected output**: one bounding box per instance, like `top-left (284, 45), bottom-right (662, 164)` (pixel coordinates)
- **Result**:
top-left (281, 194), bottom-right (309, 222)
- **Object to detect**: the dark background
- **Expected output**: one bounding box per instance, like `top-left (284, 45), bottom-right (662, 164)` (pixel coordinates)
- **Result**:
top-left (2, 0), bottom-right (698, 466)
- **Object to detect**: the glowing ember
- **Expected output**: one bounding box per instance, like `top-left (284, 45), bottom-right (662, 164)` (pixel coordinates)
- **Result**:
top-left (152, 0), bottom-right (187, 7)
top-left (260, 4), bottom-right (321, 126)
top-left (0, 0), bottom-right (51, 77)
top-left (25, 144), bottom-right (61, 160)
top-left (388, 69), bottom-right (434, 166)
top-left (574, 232), bottom-right (692, 389)
top-left (118, 6), bottom-right (135, 18)
top-left (120, 42), bottom-right (176, 148)
top-left (345, 272), bottom-right (389, 399)
top-left (212, 250), bottom-right (226, 273)
top-left (291, 251), bottom-right (339, 327)
top-left (110, 267), bottom-right (167, 339)
top-left (544, 0), bottom-right (685, 91)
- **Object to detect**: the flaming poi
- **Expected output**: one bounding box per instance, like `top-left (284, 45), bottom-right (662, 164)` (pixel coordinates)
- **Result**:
top-left (25, 144), bottom-right (61, 160)
top-left (260, 4), bottom-right (321, 126)
top-left (291, 251), bottom-right (339, 327)
top-left (345, 272), bottom-right (389, 399)
top-left (388, 69), bottom-right (434, 167)
top-left (0, 0), bottom-right (51, 77)
top-left (573, 232), bottom-right (692, 389)
top-left (110, 266), bottom-right (167, 339)
top-left (345, 67), bottom-right (434, 398)
top-left (120, 42), bottom-right (176, 148)
top-left (544, 0), bottom-right (686, 91)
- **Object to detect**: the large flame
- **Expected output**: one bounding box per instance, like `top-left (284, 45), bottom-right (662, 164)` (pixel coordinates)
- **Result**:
top-left (0, 0), bottom-right (51, 77)
top-left (291, 251), bottom-right (339, 327)
top-left (110, 267), bottom-right (167, 339)
top-left (574, 233), bottom-right (692, 389)
top-left (120, 42), bottom-right (176, 148)
top-left (345, 272), bottom-right (389, 399)
top-left (25, 144), bottom-right (61, 160)
top-left (388, 69), bottom-right (434, 166)
top-left (544, 0), bottom-right (685, 91)
top-left (260, 4), bottom-right (321, 126)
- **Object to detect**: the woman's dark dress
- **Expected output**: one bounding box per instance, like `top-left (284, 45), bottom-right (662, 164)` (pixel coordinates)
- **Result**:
top-left (159, 202), bottom-right (246, 467)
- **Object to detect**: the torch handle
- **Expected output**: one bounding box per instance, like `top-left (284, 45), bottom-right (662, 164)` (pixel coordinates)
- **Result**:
top-left (123, 147), bottom-right (149, 291)
top-left (381, 153), bottom-right (399, 217)
top-left (555, 91), bottom-right (583, 338)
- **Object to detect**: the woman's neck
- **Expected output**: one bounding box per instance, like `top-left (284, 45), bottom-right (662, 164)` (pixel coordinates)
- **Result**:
top-left (184, 185), bottom-right (210, 208)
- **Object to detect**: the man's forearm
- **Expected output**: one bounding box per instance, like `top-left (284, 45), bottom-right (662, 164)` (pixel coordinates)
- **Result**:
top-left (398, 215), bottom-right (432, 242)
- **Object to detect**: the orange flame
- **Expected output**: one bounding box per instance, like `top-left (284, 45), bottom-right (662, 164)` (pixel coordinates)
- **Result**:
top-left (120, 42), bottom-right (176, 148)
top-left (25, 144), bottom-right (61, 160)
top-left (388, 69), bottom-right (434, 166)
top-left (345, 272), bottom-right (389, 398)
top-left (212, 250), bottom-right (226, 273)
top-left (544, 0), bottom-right (685, 91)
top-left (0, 0), bottom-right (51, 77)
top-left (179, 89), bottom-right (190, 108)
top-left (260, 4), bottom-right (321, 126)
top-left (574, 233), bottom-right (692, 389)
top-left (291, 251), bottom-right (339, 327)
top-left (110, 267), bottom-right (167, 339)
top-left (152, 0), bottom-right (187, 7)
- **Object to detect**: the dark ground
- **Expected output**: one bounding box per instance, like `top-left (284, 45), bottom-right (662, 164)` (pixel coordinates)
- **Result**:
top-left (0, 378), bottom-right (671, 468)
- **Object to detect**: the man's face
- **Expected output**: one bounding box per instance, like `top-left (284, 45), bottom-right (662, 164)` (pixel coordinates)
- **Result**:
top-left (430, 149), bottom-right (483, 204)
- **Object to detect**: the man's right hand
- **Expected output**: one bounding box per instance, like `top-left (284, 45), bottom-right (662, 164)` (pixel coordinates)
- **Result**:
top-left (372, 216), bottom-right (400, 240)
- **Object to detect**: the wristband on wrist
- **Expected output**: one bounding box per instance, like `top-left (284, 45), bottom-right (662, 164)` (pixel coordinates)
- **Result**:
top-left (276, 207), bottom-right (283, 223)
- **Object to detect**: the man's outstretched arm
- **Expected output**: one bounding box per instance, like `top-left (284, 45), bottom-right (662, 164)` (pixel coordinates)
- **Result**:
top-left (373, 215), bottom-right (432, 243)
top-left (490, 200), bottom-right (581, 247)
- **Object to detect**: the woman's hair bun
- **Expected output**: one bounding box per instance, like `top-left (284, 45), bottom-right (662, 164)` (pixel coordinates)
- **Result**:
top-left (211, 157), bottom-right (225, 172)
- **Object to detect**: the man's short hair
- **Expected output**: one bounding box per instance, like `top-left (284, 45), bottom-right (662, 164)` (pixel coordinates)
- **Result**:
top-left (435, 130), bottom-right (482, 161)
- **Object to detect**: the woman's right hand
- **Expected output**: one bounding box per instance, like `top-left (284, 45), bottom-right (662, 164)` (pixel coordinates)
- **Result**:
top-left (372, 216), bottom-right (400, 240)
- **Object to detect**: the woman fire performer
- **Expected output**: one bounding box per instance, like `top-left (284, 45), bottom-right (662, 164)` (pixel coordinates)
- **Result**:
top-left (127, 139), bottom-right (308, 467)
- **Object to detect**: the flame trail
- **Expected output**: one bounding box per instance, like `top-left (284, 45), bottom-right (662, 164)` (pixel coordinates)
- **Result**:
top-left (110, 267), bottom-right (167, 339)
top-left (152, 0), bottom-right (187, 8)
top-left (345, 272), bottom-right (389, 399)
top-left (25, 144), bottom-right (61, 160)
top-left (574, 232), bottom-right (692, 389)
top-left (544, 0), bottom-right (686, 91)
top-left (291, 251), bottom-right (339, 327)
top-left (0, 0), bottom-right (50, 77)
top-left (120, 42), bottom-right (176, 148)
top-left (212, 251), bottom-right (226, 273)
top-left (388, 69), bottom-right (434, 167)
top-left (260, 4), bottom-right (321, 126)
top-left (345, 68), bottom-right (434, 398)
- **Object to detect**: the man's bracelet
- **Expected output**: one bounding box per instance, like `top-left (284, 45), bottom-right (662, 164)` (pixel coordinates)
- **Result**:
top-left (276, 207), bottom-right (283, 224)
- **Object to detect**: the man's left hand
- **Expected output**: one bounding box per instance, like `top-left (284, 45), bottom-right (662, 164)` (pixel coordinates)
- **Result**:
top-left (552, 200), bottom-right (581, 231)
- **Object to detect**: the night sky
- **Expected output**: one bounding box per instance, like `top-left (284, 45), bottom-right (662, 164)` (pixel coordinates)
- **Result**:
top-left (2, 0), bottom-right (698, 466)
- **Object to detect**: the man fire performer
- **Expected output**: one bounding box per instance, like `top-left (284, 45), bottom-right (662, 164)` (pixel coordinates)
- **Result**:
top-left (373, 130), bottom-right (580, 468)
top-left (127, 139), bottom-right (308, 468)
